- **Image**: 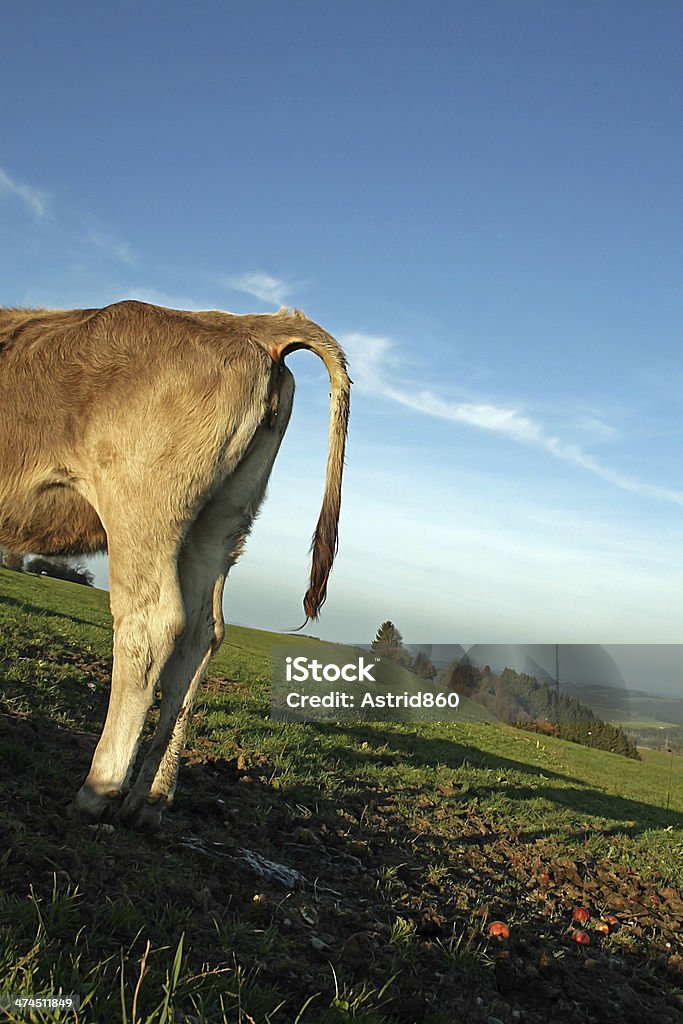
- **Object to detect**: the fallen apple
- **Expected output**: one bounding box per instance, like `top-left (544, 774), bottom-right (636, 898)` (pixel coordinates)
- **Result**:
top-left (571, 929), bottom-right (591, 945)
top-left (488, 921), bottom-right (510, 939)
top-left (571, 907), bottom-right (590, 924)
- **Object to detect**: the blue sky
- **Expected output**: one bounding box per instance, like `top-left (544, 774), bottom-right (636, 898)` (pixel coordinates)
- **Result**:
top-left (2, 1), bottom-right (683, 683)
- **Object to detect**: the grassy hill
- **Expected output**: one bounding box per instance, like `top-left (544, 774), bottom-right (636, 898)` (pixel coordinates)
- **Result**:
top-left (1, 568), bottom-right (682, 1023)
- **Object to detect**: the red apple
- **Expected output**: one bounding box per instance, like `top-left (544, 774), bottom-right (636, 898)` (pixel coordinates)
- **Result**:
top-left (488, 921), bottom-right (510, 939)
top-left (571, 929), bottom-right (590, 945)
top-left (572, 907), bottom-right (590, 924)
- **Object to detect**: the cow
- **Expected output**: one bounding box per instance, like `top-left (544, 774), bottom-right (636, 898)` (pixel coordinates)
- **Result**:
top-left (0, 300), bottom-right (350, 829)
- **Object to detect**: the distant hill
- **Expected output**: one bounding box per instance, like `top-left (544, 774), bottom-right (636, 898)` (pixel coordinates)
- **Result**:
top-left (560, 680), bottom-right (683, 729)
top-left (440, 645), bottom-right (683, 739)
top-left (439, 657), bottom-right (640, 758)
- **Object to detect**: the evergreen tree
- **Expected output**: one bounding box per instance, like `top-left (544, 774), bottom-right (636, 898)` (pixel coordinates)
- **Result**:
top-left (372, 621), bottom-right (413, 669)
top-left (372, 621), bottom-right (403, 652)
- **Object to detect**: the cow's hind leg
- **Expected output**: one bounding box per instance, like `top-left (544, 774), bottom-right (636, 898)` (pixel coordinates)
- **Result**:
top-left (120, 366), bottom-right (294, 830)
top-left (118, 368), bottom-right (294, 831)
top-left (70, 530), bottom-right (185, 822)
top-left (118, 504), bottom-right (234, 830)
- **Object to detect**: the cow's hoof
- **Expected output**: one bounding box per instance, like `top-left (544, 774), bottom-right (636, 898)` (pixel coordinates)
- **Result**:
top-left (120, 792), bottom-right (167, 833)
top-left (68, 785), bottom-right (121, 824)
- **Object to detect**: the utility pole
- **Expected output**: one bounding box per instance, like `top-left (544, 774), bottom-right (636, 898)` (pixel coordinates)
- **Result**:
top-left (555, 643), bottom-right (560, 722)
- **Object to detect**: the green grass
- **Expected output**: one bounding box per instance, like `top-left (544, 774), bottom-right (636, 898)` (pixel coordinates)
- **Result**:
top-left (618, 719), bottom-right (680, 731)
top-left (1, 567), bottom-right (682, 1023)
top-left (640, 746), bottom-right (683, 772)
top-left (587, 703), bottom-right (680, 731)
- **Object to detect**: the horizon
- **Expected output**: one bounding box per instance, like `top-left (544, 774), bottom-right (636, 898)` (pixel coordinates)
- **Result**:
top-left (33, 569), bottom-right (683, 701)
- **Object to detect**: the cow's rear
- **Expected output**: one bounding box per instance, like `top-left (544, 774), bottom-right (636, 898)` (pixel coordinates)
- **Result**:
top-left (0, 300), bottom-right (350, 829)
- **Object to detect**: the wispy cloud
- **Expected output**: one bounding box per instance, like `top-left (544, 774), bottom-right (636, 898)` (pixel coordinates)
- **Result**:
top-left (341, 331), bottom-right (683, 506)
top-left (85, 226), bottom-right (135, 265)
top-left (225, 271), bottom-right (295, 306)
top-left (570, 412), bottom-right (620, 443)
top-left (0, 166), bottom-right (49, 217)
top-left (1, 168), bottom-right (133, 265)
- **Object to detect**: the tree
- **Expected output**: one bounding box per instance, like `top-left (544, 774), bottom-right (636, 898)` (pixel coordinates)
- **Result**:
top-left (0, 549), bottom-right (24, 571)
top-left (441, 655), bottom-right (480, 696)
top-left (25, 556), bottom-right (94, 587)
top-left (413, 650), bottom-right (437, 680)
top-left (371, 621), bottom-right (414, 670)
top-left (372, 621), bottom-right (403, 651)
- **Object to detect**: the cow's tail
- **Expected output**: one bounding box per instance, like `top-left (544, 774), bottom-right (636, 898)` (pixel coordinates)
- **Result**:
top-left (267, 309), bottom-right (351, 620)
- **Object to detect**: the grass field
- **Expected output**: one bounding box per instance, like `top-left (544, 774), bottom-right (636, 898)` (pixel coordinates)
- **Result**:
top-left (1, 568), bottom-right (682, 1023)
top-left (583, 703), bottom-right (681, 731)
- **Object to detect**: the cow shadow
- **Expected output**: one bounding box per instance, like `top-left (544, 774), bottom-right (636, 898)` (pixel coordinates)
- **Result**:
top-left (226, 716), bottom-right (682, 841)
top-left (0, 592), bottom-right (109, 632)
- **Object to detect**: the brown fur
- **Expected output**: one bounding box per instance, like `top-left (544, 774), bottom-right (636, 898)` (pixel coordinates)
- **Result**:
top-left (0, 299), bottom-right (350, 827)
